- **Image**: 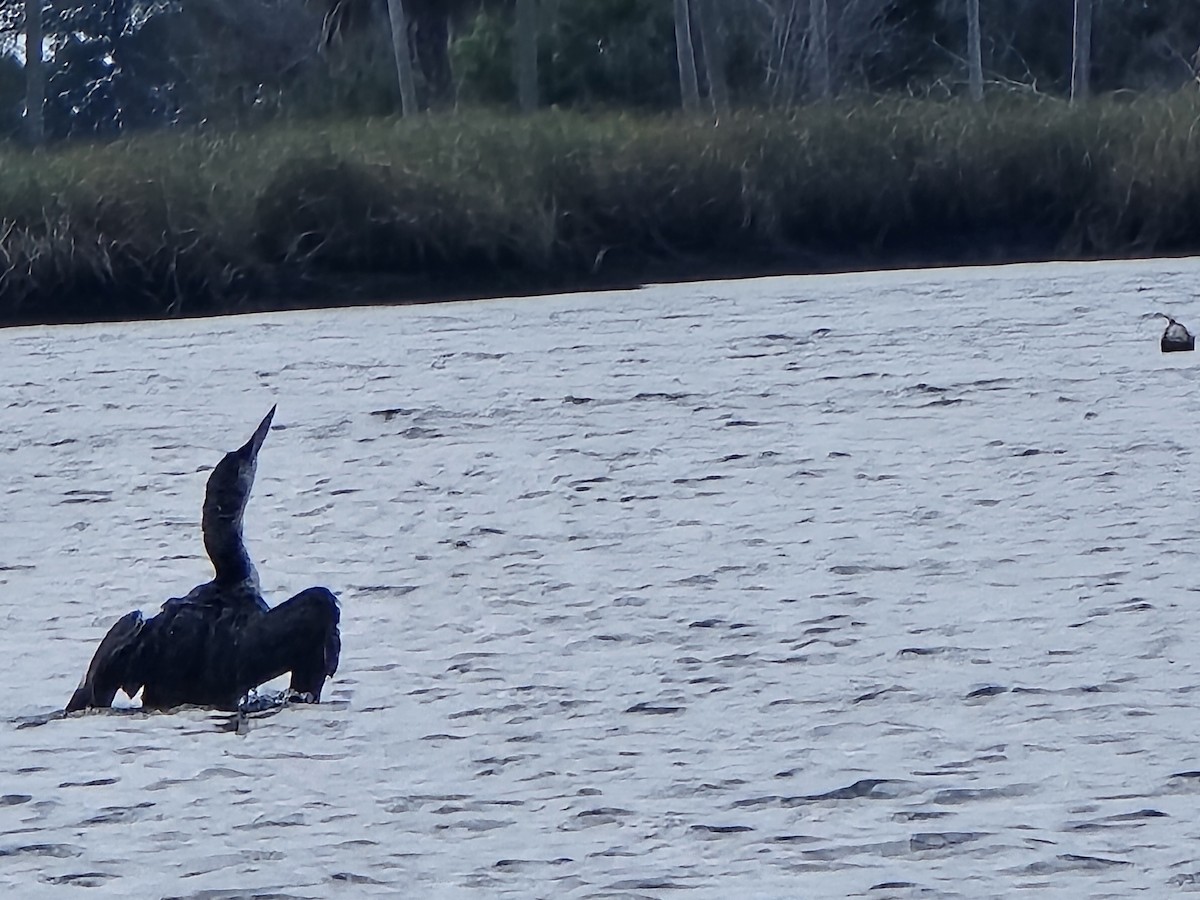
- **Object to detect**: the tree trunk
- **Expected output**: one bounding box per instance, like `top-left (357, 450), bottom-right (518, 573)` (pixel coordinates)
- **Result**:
top-left (966, 0), bottom-right (983, 101)
top-left (1071, 0), bottom-right (1092, 102)
top-left (693, 0), bottom-right (727, 114)
top-left (385, 0), bottom-right (419, 116)
top-left (806, 0), bottom-right (831, 100)
top-left (410, 2), bottom-right (454, 110)
top-left (767, 0), bottom-right (804, 107)
top-left (673, 0), bottom-right (701, 112)
top-left (24, 0), bottom-right (44, 145)
top-left (514, 0), bottom-right (539, 113)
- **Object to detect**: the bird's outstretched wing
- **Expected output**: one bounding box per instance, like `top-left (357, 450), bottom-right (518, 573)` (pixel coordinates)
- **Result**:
top-left (64, 611), bottom-right (146, 713)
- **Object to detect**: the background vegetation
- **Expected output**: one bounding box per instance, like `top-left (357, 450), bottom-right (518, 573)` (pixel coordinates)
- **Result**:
top-left (0, 0), bottom-right (1197, 322)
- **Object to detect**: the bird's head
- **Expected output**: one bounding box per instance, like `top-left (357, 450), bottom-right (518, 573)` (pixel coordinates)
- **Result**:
top-left (203, 406), bottom-right (275, 531)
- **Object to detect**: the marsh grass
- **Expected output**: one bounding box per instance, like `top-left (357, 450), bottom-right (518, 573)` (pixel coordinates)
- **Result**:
top-left (2, 95), bottom-right (1200, 323)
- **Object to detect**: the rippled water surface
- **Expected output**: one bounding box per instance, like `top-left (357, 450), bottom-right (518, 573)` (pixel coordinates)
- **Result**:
top-left (4, 259), bottom-right (1200, 897)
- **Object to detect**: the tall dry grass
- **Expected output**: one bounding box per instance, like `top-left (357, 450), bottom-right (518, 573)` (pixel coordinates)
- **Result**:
top-left (1, 95), bottom-right (1199, 323)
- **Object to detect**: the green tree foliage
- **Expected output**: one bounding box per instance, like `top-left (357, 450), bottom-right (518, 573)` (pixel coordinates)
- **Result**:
top-left (1, 0), bottom-right (1199, 141)
top-left (46, 0), bottom-right (184, 136)
top-left (0, 0), bottom-right (335, 135)
top-left (934, 0), bottom-right (1200, 95)
top-left (150, 0), bottom-right (331, 123)
top-left (455, 0), bottom-right (678, 108)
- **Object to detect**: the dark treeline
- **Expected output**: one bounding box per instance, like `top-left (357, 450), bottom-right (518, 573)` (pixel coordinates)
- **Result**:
top-left (5, 0), bottom-right (1200, 138)
top-left (1, 2), bottom-right (1200, 324)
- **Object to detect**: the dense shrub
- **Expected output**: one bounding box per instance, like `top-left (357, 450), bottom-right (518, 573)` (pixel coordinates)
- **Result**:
top-left (2, 96), bottom-right (1200, 323)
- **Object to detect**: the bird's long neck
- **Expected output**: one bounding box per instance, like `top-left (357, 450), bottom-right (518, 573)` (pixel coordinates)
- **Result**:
top-left (202, 458), bottom-right (259, 589)
top-left (203, 511), bottom-right (259, 588)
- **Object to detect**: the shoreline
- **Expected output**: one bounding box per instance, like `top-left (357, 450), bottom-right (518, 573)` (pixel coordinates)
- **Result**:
top-left (62, 243), bottom-right (1166, 328)
top-left (16, 243), bottom-right (1162, 330)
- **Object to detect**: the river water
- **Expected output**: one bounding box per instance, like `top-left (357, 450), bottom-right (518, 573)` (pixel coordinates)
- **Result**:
top-left (2, 258), bottom-right (1199, 897)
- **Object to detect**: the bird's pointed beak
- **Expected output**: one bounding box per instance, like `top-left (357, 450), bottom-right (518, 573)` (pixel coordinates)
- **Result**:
top-left (239, 405), bottom-right (276, 459)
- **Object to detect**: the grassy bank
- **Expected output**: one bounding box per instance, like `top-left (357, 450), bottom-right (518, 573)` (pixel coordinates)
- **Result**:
top-left (4, 95), bottom-right (1200, 324)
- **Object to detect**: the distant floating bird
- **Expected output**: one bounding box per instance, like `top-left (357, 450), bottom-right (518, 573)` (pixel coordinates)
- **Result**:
top-left (65, 407), bottom-right (341, 714)
top-left (1161, 315), bottom-right (1195, 353)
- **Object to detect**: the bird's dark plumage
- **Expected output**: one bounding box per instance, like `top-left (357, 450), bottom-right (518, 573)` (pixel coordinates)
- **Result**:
top-left (65, 408), bottom-right (340, 714)
top-left (1161, 315), bottom-right (1195, 353)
